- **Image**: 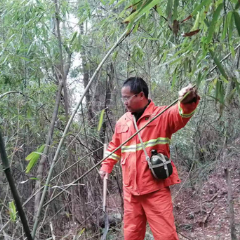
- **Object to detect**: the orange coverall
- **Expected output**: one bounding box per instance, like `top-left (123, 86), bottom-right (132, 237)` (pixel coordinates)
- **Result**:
top-left (100, 99), bottom-right (200, 240)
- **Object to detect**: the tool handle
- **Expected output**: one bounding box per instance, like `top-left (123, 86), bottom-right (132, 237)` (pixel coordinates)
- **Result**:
top-left (103, 173), bottom-right (108, 212)
top-left (102, 143), bottom-right (108, 212)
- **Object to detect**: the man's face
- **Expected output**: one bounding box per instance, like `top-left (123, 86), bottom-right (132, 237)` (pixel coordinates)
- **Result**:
top-left (121, 86), bottom-right (142, 112)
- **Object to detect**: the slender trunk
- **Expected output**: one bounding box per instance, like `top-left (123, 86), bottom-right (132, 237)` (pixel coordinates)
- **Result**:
top-left (34, 0), bottom-right (73, 226)
top-left (224, 169), bottom-right (237, 240)
top-left (54, 0), bottom-right (76, 223)
top-left (221, 49), bottom-right (240, 240)
top-left (80, 23), bottom-right (94, 121)
top-left (34, 81), bottom-right (63, 219)
top-left (0, 131), bottom-right (33, 240)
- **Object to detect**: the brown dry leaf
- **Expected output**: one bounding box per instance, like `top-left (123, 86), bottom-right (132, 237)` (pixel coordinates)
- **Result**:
top-left (182, 29), bottom-right (200, 37)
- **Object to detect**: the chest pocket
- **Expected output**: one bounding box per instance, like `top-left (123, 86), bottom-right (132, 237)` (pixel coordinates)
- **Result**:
top-left (116, 124), bottom-right (130, 142)
top-left (116, 124), bottom-right (129, 133)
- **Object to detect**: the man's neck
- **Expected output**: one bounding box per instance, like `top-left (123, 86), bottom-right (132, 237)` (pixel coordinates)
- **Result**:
top-left (132, 100), bottom-right (151, 121)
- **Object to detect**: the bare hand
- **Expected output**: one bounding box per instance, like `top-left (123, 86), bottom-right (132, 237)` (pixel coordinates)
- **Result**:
top-left (178, 84), bottom-right (198, 104)
top-left (99, 170), bottom-right (107, 179)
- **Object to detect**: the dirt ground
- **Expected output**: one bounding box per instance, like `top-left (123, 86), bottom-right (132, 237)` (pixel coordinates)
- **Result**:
top-left (173, 155), bottom-right (240, 240)
top-left (58, 150), bottom-right (240, 240)
top-left (106, 153), bottom-right (240, 240)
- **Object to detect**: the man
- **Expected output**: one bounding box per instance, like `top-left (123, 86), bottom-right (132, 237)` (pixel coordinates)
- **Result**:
top-left (99, 77), bottom-right (200, 240)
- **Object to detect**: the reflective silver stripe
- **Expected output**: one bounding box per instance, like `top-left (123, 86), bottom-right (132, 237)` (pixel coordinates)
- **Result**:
top-left (105, 151), bottom-right (120, 161)
top-left (178, 101), bottom-right (195, 118)
top-left (151, 160), bottom-right (171, 168)
top-left (121, 137), bottom-right (170, 153)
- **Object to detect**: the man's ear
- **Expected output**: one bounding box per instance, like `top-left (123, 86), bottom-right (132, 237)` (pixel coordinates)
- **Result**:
top-left (140, 92), bottom-right (145, 99)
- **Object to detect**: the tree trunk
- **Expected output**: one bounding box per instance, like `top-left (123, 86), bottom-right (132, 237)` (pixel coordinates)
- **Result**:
top-left (34, 0), bottom-right (73, 224)
top-left (34, 81), bottom-right (63, 220)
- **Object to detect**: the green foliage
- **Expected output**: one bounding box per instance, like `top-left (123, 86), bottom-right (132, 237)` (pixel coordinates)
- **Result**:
top-left (233, 11), bottom-right (240, 36)
top-left (206, 3), bottom-right (223, 44)
top-left (209, 49), bottom-right (228, 80)
top-left (9, 201), bottom-right (17, 222)
top-left (123, 0), bottom-right (160, 24)
top-left (1, 0), bottom-right (240, 238)
top-left (192, 0), bottom-right (212, 16)
top-left (25, 144), bottom-right (45, 173)
top-left (77, 228), bottom-right (85, 237)
top-left (97, 109), bottom-right (105, 132)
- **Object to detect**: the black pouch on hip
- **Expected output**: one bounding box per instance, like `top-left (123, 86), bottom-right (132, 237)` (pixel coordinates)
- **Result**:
top-left (149, 150), bottom-right (173, 179)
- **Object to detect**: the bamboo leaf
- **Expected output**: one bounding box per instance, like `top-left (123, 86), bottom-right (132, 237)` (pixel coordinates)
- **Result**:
top-left (221, 12), bottom-right (232, 40)
top-left (115, 0), bottom-right (129, 8)
top-left (233, 11), bottom-right (240, 36)
top-left (206, 3), bottom-right (223, 44)
top-left (173, 0), bottom-right (179, 20)
top-left (156, 4), bottom-right (164, 16)
top-left (225, 88), bottom-right (236, 103)
top-left (9, 201), bottom-right (17, 222)
top-left (124, 11), bottom-right (138, 23)
top-left (124, 0), bottom-right (159, 23)
top-left (97, 109), bottom-right (105, 132)
top-left (77, 228), bottom-right (85, 236)
top-left (166, 0), bottom-right (173, 19)
top-left (192, 0), bottom-right (212, 16)
top-left (25, 144), bottom-right (45, 173)
top-left (209, 49), bottom-right (228, 80)
top-left (197, 72), bottom-right (202, 87)
top-left (171, 70), bottom-right (177, 89)
top-left (70, 32), bottom-right (78, 45)
top-left (235, 1), bottom-right (240, 9)
top-left (228, 11), bottom-right (234, 41)
top-left (100, 0), bottom-right (107, 5)
top-left (232, 78), bottom-right (240, 95)
top-left (206, 3), bottom-right (223, 43)
top-left (132, 20), bottom-right (140, 33)
top-left (215, 80), bottom-right (222, 103)
top-left (191, 12), bottom-right (200, 31)
top-left (112, 51), bottom-right (118, 60)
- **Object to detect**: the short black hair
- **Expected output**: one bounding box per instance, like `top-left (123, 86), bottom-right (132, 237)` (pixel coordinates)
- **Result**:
top-left (123, 77), bottom-right (149, 98)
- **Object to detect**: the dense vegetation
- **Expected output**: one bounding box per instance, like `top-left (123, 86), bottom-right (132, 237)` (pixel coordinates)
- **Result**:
top-left (0, 0), bottom-right (240, 239)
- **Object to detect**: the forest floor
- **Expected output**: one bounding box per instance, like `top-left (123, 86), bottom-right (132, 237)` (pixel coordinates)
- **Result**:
top-left (103, 148), bottom-right (240, 240)
top-left (174, 152), bottom-right (240, 240)
top-left (59, 146), bottom-right (240, 240)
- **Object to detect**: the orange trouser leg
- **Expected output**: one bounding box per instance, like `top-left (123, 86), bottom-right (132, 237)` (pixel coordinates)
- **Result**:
top-left (142, 187), bottom-right (179, 240)
top-left (123, 191), bottom-right (147, 240)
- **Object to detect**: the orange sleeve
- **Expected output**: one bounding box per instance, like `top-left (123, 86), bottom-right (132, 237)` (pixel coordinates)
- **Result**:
top-left (165, 96), bottom-right (200, 134)
top-left (100, 124), bottom-right (122, 173)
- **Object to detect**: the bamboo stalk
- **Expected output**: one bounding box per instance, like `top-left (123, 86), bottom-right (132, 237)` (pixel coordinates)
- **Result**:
top-left (0, 131), bottom-right (33, 240)
top-left (31, 27), bottom-right (129, 238)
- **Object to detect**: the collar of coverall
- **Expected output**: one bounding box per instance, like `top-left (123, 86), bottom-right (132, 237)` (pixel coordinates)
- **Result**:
top-left (132, 99), bottom-right (151, 122)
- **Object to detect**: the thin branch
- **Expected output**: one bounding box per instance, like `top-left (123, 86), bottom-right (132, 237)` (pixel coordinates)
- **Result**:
top-left (208, 43), bottom-right (240, 77)
top-left (0, 91), bottom-right (22, 99)
top-left (177, 231), bottom-right (193, 240)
